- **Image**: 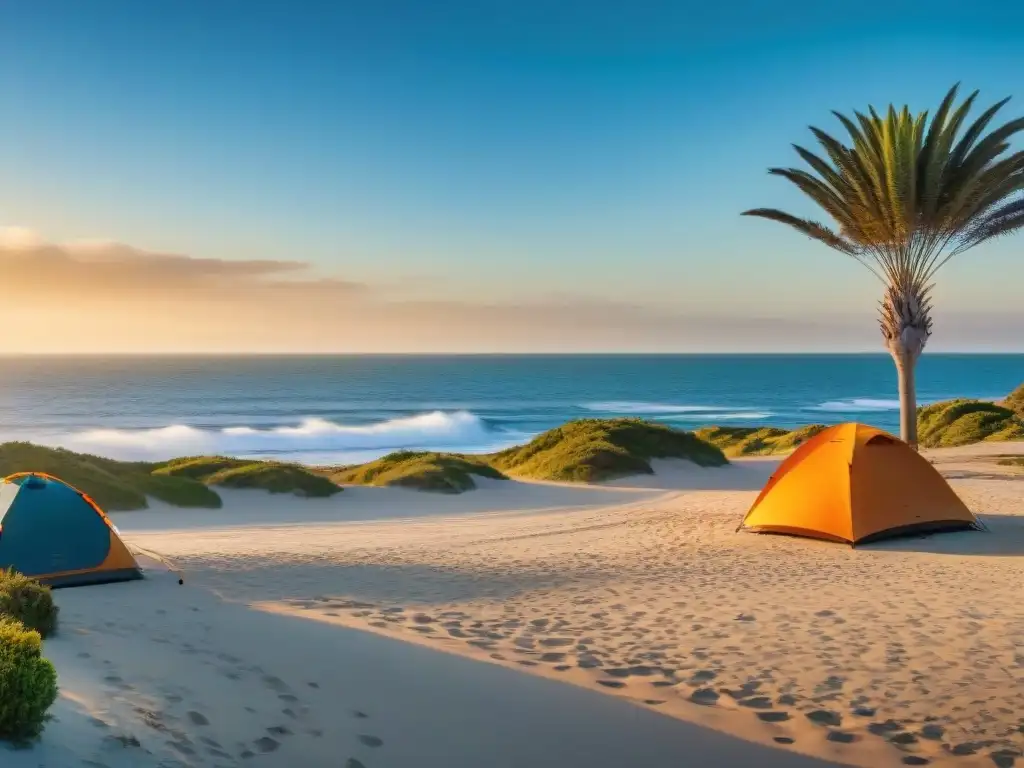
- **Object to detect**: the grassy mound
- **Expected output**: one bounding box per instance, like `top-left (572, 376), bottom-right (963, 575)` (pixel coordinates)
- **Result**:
top-left (0, 617), bottom-right (58, 743)
top-left (0, 442), bottom-right (220, 511)
top-left (1002, 382), bottom-right (1024, 417)
top-left (333, 451), bottom-right (507, 493)
top-left (693, 424), bottom-right (827, 457)
top-left (490, 418), bottom-right (728, 483)
top-left (917, 399), bottom-right (1024, 448)
top-left (995, 456), bottom-right (1024, 468)
top-left (155, 457), bottom-right (341, 498)
top-left (0, 570), bottom-right (58, 639)
top-left (0, 443), bottom-right (341, 509)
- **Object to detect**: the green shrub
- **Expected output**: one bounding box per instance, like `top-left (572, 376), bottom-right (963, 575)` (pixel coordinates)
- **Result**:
top-left (491, 418), bottom-right (728, 483)
top-left (917, 399), bottom-right (1024, 447)
top-left (0, 570), bottom-right (58, 639)
top-left (0, 442), bottom-right (222, 511)
top-left (1002, 382), bottom-right (1024, 417)
top-left (154, 456), bottom-right (341, 498)
top-left (0, 617), bottom-right (58, 743)
top-left (333, 451), bottom-right (507, 493)
top-left (694, 424), bottom-right (827, 457)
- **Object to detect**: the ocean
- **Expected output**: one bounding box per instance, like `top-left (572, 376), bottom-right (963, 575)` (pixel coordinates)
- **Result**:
top-left (0, 354), bottom-right (1020, 465)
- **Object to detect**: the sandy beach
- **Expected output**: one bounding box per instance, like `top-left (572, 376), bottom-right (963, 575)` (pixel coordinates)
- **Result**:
top-left (7, 443), bottom-right (1024, 768)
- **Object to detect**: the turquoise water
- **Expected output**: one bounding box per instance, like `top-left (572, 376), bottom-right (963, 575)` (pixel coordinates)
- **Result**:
top-left (0, 354), bottom-right (1019, 464)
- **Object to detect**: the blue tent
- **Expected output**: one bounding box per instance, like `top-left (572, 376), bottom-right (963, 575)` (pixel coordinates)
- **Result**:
top-left (0, 473), bottom-right (142, 588)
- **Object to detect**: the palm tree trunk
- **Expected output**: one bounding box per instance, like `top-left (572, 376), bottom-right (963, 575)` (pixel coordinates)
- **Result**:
top-left (888, 343), bottom-right (919, 449)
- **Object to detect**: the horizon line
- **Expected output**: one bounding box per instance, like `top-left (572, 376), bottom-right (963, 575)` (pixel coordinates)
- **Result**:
top-left (1, 350), bottom-right (1023, 358)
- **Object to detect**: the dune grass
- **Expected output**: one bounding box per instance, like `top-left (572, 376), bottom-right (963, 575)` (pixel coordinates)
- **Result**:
top-left (490, 418), bottom-right (728, 483)
top-left (693, 425), bottom-right (827, 457)
top-left (153, 456), bottom-right (342, 497)
top-left (1002, 382), bottom-right (1024, 418)
top-left (0, 442), bottom-right (220, 510)
top-left (916, 399), bottom-right (1024, 448)
top-left (332, 451), bottom-right (507, 493)
top-left (0, 443), bottom-right (340, 509)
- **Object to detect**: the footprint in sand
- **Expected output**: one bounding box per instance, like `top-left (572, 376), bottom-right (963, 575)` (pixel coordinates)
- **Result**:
top-left (868, 720), bottom-right (904, 736)
top-left (254, 736), bottom-right (280, 753)
top-left (263, 675), bottom-right (289, 692)
top-left (187, 711), bottom-right (210, 726)
top-left (806, 710), bottom-right (841, 727)
top-left (690, 688), bottom-right (720, 706)
top-left (826, 731), bottom-right (858, 744)
top-left (358, 734), bottom-right (383, 748)
top-left (774, 736), bottom-right (795, 745)
top-left (901, 758), bottom-right (930, 766)
top-left (597, 680), bottom-right (625, 689)
top-left (757, 711), bottom-right (791, 723)
top-left (103, 675), bottom-right (132, 691)
top-left (267, 726), bottom-right (292, 737)
top-left (538, 638), bottom-right (574, 648)
top-left (989, 751), bottom-right (1019, 768)
top-left (889, 732), bottom-right (918, 745)
top-left (346, 760), bottom-right (367, 768)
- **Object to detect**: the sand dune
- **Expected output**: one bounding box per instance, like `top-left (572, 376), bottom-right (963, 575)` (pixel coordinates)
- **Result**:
top-left (9, 443), bottom-right (1024, 767)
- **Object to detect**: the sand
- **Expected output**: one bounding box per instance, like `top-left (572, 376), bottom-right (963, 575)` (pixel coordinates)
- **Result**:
top-left (6, 443), bottom-right (1024, 767)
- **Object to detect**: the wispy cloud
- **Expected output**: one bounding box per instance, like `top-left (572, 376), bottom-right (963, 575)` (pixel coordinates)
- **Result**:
top-left (0, 227), bottom-right (1017, 353)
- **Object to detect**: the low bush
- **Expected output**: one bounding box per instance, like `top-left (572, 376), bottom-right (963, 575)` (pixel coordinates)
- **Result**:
top-left (0, 569), bottom-right (58, 639)
top-left (0, 617), bottom-right (59, 743)
top-left (332, 451), bottom-right (507, 493)
top-left (491, 418), bottom-right (728, 483)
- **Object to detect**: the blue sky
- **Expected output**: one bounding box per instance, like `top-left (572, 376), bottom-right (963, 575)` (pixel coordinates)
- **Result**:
top-left (2, 1), bottom-right (1024, 352)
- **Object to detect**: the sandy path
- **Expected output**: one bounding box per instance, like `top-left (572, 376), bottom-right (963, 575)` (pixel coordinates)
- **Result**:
top-left (116, 450), bottom-right (1024, 768)
top-left (5, 562), bottom-right (839, 768)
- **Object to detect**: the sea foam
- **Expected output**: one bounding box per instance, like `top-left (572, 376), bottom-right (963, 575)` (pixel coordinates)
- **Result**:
top-left (45, 410), bottom-right (504, 463)
top-left (812, 398), bottom-right (901, 412)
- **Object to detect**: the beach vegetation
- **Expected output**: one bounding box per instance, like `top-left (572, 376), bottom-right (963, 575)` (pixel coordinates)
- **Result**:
top-left (693, 424), bottom-right (828, 457)
top-left (916, 399), bottom-right (1024, 447)
top-left (332, 451), bottom-right (507, 493)
top-left (0, 570), bottom-right (58, 639)
top-left (154, 456), bottom-right (341, 498)
top-left (0, 442), bottom-right (219, 511)
top-left (490, 418), bottom-right (728, 482)
top-left (0, 443), bottom-right (340, 510)
top-left (743, 84), bottom-right (1024, 450)
top-left (1002, 382), bottom-right (1024, 417)
top-left (0, 617), bottom-right (58, 743)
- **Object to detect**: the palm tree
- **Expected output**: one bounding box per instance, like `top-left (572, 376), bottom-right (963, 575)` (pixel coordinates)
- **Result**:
top-left (743, 84), bottom-right (1024, 449)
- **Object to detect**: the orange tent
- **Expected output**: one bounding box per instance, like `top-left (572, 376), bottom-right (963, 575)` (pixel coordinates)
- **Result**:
top-left (738, 423), bottom-right (979, 545)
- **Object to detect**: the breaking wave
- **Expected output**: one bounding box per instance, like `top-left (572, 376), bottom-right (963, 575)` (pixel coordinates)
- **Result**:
top-left (661, 411), bottom-right (773, 422)
top-left (583, 401), bottom-right (728, 414)
top-left (41, 410), bottom-right (515, 463)
top-left (812, 398), bottom-right (901, 412)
